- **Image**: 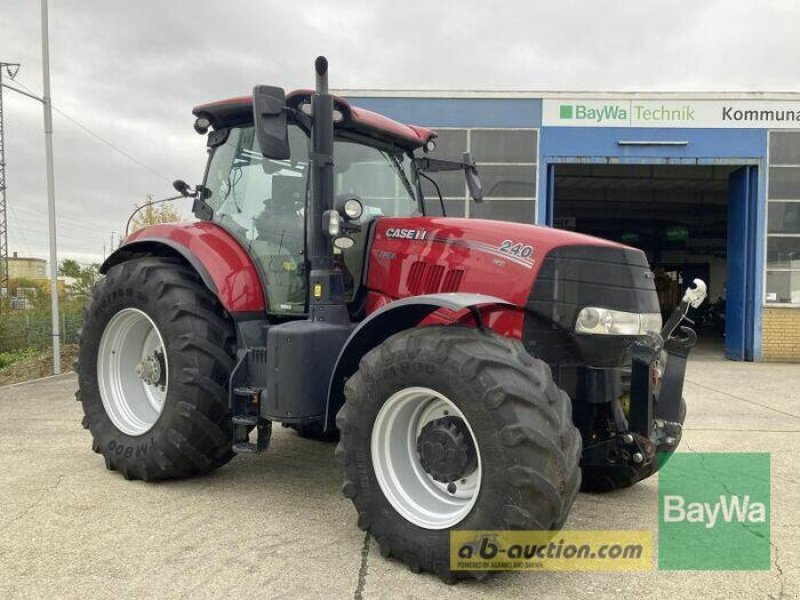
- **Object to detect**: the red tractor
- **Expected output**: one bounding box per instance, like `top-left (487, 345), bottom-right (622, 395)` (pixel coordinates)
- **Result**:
top-left (77, 58), bottom-right (705, 581)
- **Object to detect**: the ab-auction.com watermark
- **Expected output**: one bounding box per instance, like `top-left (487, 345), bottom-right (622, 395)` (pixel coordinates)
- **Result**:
top-left (451, 452), bottom-right (770, 572)
top-left (450, 530), bottom-right (653, 571)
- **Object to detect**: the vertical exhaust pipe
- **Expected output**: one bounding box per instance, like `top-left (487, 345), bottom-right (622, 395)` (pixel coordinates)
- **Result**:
top-left (308, 56), bottom-right (346, 319)
top-left (315, 56), bottom-right (329, 95)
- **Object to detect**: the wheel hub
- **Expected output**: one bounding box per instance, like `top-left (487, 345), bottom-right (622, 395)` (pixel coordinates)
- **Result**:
top-left (135, 350), bottom-right (165, 387)
top-left (136, 356), bottom-right (156, 386)
top-left (416, 416), bottom-right (477, 483)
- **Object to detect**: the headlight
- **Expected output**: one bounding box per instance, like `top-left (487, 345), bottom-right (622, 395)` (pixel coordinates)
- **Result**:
top-left (575, 307), bottom-right (662, 336)
top-left (343, 198), bottom-right (363, 220)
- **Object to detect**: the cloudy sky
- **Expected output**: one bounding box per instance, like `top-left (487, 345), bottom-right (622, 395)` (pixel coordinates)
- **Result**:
top-left (2, 0), bottom-right (799, 265)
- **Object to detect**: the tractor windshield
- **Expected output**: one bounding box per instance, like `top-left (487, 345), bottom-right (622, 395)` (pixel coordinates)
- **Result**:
top-left (203, 124), bottom-right (419, 315)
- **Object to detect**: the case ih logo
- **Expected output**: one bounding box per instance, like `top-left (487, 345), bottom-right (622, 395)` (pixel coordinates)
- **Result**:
top-left (386, 228), bottom-right (429, 240)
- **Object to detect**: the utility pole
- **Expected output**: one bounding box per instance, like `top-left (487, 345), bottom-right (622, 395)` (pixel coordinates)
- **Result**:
top-left (0, 2), bottom-right (61, 374)
top-left (0, 61), bottom-right (21, 308)
top-left (42, 0), bottom-right (60, 374)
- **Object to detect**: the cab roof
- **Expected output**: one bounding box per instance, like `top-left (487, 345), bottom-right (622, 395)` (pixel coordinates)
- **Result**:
top-left (192, 90), bottom-right (436, 151)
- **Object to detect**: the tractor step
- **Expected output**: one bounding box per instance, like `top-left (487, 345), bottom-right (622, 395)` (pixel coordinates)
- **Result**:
top-left (232, 415), bottom-right (259, 427)
top-left (232, 441), bottom-right (261, 454)
top-left (229, 349), bottom-right (271, 454)
top-left (231, 418), bottom-right (272, 455)
top-left (230, 385), bottom-right (270, 454)
top-left (233, 386), bottom-right (262, 400)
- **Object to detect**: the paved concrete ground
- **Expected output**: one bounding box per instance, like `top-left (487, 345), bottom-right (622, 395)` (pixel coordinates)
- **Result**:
top-left (1, 349), bottom-right (798, 599)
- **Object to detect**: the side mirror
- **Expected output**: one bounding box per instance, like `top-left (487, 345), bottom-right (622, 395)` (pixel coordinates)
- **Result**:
top-left (463, 152), bottom-right (484, 202)
top-left (252, 85), bottom-right (290, 160)
top-left (172, 179), bottom-right (191, 196)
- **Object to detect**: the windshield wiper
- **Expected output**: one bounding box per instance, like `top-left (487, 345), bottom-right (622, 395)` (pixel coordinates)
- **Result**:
top-left (386, 152), bottom-right (417, 201)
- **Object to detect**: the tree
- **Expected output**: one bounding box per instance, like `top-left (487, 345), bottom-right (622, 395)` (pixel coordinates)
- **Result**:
top-left (59, 259), bottom-right (100, 299)
top-left (128, 194), bottom-right (181, 234)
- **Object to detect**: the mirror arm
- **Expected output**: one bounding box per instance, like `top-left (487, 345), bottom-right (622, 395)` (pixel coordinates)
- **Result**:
top-left (414, 154), bottom-right (483, 203)
top-left (417, 171), bottom-right (446, 217)
top-left (414, 157), bottom-right (468, 173)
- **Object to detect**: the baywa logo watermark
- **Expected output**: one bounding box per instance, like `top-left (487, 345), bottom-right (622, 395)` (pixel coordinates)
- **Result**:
top-left (658, 452), bottom-right (771, 570)
top-left (450, 530), bottom-right (652, 571)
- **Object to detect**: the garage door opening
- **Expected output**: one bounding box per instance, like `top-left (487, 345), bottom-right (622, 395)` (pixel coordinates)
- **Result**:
top-left (552, 163), bottom-right (746, 357)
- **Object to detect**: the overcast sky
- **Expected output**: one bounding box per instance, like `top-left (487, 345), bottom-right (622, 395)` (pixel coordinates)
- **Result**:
top-left (2, 0), bottom-right (799, 265)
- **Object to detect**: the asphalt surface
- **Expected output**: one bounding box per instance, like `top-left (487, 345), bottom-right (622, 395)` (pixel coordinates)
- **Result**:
top-left (0, 345), bottom-right (798, 599)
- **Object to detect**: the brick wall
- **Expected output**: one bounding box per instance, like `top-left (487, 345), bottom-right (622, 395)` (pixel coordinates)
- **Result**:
top-left (762, 307), bottom-right (800, 362)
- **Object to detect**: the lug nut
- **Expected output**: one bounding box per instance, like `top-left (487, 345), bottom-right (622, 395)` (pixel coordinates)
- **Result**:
top-left (632, 452), bottom-right (643, 464)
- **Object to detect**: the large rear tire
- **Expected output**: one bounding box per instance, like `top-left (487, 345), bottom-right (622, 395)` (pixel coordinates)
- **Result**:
top-left (335, 326), bottom-right (582, 582)
top-left (77, 257), bottom-right (235, 481)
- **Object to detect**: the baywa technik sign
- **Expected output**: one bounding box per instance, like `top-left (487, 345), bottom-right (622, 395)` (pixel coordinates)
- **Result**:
top-left (543, 99), bottom-right (800, 128)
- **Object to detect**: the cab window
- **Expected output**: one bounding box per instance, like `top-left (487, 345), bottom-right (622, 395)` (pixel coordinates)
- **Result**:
top-left (205, 126), bottom-right (309, 315)
top-left (203, 125), bottom-right (419, 314)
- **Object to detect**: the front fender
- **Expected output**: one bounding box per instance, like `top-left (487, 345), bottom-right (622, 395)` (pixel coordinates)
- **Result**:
top-left (101, 222), bottom-right (266, 314)
top-left (324, 292), bottom-right (513, 430)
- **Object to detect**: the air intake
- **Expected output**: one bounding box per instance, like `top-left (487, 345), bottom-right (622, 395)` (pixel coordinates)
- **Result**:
top-left (407, 262), bottom-right (463, 295)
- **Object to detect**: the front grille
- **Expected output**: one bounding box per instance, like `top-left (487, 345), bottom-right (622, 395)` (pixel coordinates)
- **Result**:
top-left (524, 245), bottom-right (658, 367)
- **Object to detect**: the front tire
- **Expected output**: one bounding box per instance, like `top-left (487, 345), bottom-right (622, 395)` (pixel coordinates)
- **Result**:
top-left (335, 326), bottom-right (582, 582)
top-left (77, 257), bottom-right (235, 481)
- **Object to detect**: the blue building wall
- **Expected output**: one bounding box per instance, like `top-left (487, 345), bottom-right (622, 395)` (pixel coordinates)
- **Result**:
top-left (347, 97), bottom-right (542, 129)
top-left (349, 95), bottom-right (769, 359)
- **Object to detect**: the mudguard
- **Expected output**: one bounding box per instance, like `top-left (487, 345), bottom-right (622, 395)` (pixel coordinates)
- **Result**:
top-left (100, 222), bottom-right (266, 314)
top-left (324, 292), bottom-right (513, 430)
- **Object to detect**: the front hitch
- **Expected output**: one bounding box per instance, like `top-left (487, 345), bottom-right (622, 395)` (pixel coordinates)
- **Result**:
top-left (629, 279), bottom-right (707, 444)
top-left (581, 280), bottom-right (707, 483)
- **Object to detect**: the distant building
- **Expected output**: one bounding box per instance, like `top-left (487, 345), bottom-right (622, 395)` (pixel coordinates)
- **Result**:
top-left (8, 252), bottom-right (47, 280)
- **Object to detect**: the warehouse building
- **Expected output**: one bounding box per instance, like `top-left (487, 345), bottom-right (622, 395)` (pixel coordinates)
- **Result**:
top-left (343, 91), bottom-right (800, 361)
top-left (7, 252), bottom-right (47, 280)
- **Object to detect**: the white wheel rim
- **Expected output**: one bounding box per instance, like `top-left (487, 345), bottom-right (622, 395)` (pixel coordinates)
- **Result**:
top-left (97, 308), bottom-right (169, 436)
top-left (370, 386), bottom-right (482, 530)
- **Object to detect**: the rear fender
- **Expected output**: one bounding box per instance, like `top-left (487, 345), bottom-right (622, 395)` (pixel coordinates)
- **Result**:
top-left (324, 293), bottom-right (513, 431)
top-left (100, 222), bottom-right (266, 314)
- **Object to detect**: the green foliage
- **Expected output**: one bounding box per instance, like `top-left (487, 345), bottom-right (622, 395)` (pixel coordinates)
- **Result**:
top-left (59, 259), bottom-right (83, 279)
top-left (0, 348), bottom-right (38, 371)
top-left (59, 260), bottom-right (101, 299)
top-left (129, 195), bottom-right (180, 234)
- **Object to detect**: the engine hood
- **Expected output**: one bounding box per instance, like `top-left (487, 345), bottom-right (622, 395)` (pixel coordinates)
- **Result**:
top-left (365, 216), bottom-right (631, 307)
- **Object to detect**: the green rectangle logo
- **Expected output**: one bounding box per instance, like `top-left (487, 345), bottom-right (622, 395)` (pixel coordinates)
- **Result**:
top-left (559, 105), bottom-right (573, 119)
top-left (658, 452), bottom-right (770, 570)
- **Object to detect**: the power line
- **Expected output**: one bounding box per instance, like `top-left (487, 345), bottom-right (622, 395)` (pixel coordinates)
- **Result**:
top-left (0, 61), bottom-right (22, 298)
top-left (14, 204), bottom-right (121, 231)
top-left (6, 202), bottom-right (34, 256)
top-left (12, 78), bottom-right (171, 183)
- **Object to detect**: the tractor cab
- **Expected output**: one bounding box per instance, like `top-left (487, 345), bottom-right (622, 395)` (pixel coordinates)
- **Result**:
top-left (194, 104), bottom-right (422, 316)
